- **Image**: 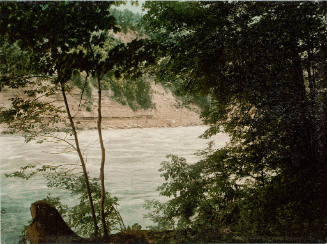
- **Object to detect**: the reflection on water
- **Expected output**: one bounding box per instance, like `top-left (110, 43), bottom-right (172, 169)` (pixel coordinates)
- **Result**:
top-left (0, 126), bottom-right (228, 244)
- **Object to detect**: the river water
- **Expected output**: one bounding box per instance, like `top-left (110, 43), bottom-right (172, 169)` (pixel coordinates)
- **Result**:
top-left (0, 126), bottom-right (228, 244)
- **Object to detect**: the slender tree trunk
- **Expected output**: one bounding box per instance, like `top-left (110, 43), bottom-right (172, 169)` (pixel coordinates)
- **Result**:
top-left (293, 49), bottom-right (315, 161)
top-left (112, 205), bottom-right (126, 231)
top-left (96, 74), bottom-right (109, 238)
top-left (316, 41), bottom-right (327, 165)
top-left (60, 81), bottom-right (99, 237)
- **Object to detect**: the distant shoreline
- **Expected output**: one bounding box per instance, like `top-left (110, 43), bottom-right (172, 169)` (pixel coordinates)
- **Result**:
top-left (0, 122), bottom-right (204, 135)
top-left (0, 83), bottom-right (203, 134)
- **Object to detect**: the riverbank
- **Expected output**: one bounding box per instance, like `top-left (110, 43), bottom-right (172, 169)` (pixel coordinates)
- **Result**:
top-left (23, 200), bottom-right (323, 244)
top-left (0, 83), bottom-right (203, 133)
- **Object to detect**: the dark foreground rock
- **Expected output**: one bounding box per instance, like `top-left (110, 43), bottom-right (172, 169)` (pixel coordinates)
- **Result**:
top-left (24, 200), bottom-right (325, 244)
top-left (25, 200), bottom-right (153, 244)
top-left (26, 200), bottom-right (84, 243)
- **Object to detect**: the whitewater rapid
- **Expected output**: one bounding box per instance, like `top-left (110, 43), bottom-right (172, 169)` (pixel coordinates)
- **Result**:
top-left (0, 126), bottom-right (228, 244)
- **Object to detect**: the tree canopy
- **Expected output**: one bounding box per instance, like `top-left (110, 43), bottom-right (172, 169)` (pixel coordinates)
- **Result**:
top-left (0, 2), bottom-right (156, 137)
top-left (0, 2), bottom-right (156, 239)
top-left (143, 1), bottom-right (327, 241)
top-left (1, 1), bottom-right (327, 242)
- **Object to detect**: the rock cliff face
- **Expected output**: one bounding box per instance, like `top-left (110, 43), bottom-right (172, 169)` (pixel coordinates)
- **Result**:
top-left (0, 83), bottom-right (202, 132)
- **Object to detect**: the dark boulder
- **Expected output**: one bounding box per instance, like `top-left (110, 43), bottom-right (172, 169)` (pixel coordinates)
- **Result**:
top-left (26, 200), bottom-right (84, 243)
top-left (25, 200), bottom-right (154, 244)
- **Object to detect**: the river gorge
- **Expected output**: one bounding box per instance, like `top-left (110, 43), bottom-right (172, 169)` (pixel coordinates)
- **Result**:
top-left (0, 126), bottom-right (228, 244)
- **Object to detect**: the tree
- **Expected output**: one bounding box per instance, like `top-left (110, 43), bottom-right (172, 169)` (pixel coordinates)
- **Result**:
top-left (110, 8), bottom-right (144, 34)
top-left (5, 163), bottom-right (125, 238)
top-left (83, 30), bottom-right (154, 238)
top-left (0, 2), bottom-right (117, 238)
top-left (1, 2), bottom-right (157, 239)
top-left (143, 1), bottom-right (327, 241)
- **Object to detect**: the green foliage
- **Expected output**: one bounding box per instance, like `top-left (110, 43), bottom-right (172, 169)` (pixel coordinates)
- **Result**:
top-left (0, 3), bottom-right (158, 241)
top-left (125, 223), bottom-right (142, 231)
top-left (143, 1), bottom-right (327, 241)
top-left (0, 86), bottom-right (63, 141)
top-left (0, 2), bottom-right (119, 81)
top-left (0, 38), bottom-right (43, 90)
top-left (0, 36), bottom-right (63, 142)
top-left (6, 164), bottom-right (123, 237)
top-left (68, 43), bottom-right (154, 112)
top-left (0, 2), bottom-right (156, 137)
top-left (108, 75), bottom-right (154, 111)
top-left (110, 8), bottom-right (144, 34)
top-left (145, 148), bottom-right (240, 232)
top-left (44, 195), bottom-right (68, 217)
top-left (0, 2), bottom-right (118, 140)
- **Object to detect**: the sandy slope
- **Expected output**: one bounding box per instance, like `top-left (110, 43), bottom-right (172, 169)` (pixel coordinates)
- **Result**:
top-left (1, 32), bottom-right (203, 131)
top-left (0, 83), bottom-right (203, 131)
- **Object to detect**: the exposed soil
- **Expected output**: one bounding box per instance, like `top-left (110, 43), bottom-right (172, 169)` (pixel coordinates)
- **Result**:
top-left (0, 31), bottom-right (202, 132)
top-left (0, 83), bottom-right (203, 132)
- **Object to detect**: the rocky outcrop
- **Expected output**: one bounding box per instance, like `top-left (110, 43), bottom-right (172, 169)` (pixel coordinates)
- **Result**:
top-left (26, 200), bottom-right (84, 243)
top-left (25, 200), bottom-right (153, 244)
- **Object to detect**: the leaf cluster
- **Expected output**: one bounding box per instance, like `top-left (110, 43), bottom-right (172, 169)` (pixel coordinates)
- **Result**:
top-left (6, 164), bottom-right (123, 237)
top-left (143, 2), bottom-right (327, 241)
top-left (110, 8), bottom-right (144, 34)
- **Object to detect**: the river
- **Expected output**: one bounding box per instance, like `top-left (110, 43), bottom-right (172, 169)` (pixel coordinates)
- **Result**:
top-left (0, 126), bottom-right (228, 244)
